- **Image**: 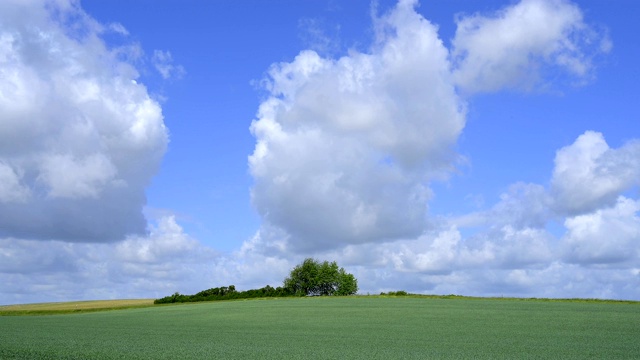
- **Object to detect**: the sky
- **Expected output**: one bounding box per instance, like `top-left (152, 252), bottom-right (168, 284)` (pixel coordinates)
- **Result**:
top-left (1, 0), bottom-right (639, 305)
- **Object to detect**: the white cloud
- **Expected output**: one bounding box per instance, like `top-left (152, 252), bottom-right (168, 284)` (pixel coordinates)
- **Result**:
top-left (152, 50), bottom-right (185, 80)
top-left (250, 0), bottom-right (465, 252)
top-left (455, 183), bottom-right (552, 230)
top-left (249, 0), bottom-right (608, 254)
top-left (0, 162), bottom-right (30, 203)
top-left (2, 198), bottom-right (639, 305)
top-left (275, 222), bottom-right (637, 299)
top-left (115, 216), bottom-right (206, 264)
top-left (241, 0), bottom-right (637, 301)
top-left (386, 130), bottom-right (639, 299)
top-left (298, 18), bottom-right (341, 56)
top-left (389, 228), bottom-right (462, 274)
top-left (0, 216), bottom-right (218, 305)
top-left (38, 153), bottom-right (119, 199)
top-left (491, 183), bottom-right (552, 229)
top-left (0, 0), bottom-right (168, 241)
top-left (551, 131), bottom-right (640, 215)
top-left (563, 197), bottom-right (640, 265)
top-left (339, 224), bottom-right (552, 275)
top-left (0, 216), bottom-right (304, 305)
top-left (3, 0), bottom-right (636, 305)
top-left (108, 22), bottom-right (129, 36)
top-left (452, 0), bottom-right (610, 93)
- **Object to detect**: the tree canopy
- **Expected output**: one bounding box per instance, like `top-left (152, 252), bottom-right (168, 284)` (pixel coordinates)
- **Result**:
top-left (284, 258), bottom-right (358, 296)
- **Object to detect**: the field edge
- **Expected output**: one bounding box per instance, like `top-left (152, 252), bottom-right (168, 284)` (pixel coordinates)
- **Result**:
top-left (3, 294), bottom-right (638, 316)
top-left (0, 299), bottom-right (155, 316)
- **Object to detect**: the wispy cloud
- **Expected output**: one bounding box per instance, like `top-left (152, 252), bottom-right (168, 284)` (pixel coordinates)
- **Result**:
top-left (451, 0), bottom-right (610, 93)
top-left (152, 50), bottom-right (186, 80)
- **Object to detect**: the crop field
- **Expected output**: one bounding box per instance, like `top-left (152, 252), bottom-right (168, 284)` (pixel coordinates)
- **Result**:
top-left (0, 299), bottom-right (155, 315)
top-left (1, 296), bottom-right (639, 359)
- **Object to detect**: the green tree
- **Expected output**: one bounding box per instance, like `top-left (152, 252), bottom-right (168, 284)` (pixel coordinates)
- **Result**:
top-left (335, 270), bottom-right (358, 296)
top-left (284, 258), bottom-right (358, 296)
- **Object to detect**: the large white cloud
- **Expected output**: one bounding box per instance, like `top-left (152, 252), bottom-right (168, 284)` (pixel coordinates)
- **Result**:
top-left (551, 131), bottom-right (640, 215)
top-left (248, 0), bottom-right (608, 254)
top-left (0, 216), bottom-right (218, 304)
top-left (0, 0), bottom-right (168, 241)
top-left (452, 0), bottom-right (610, 93)
top-left (563, 197), bottom-right (640, 266)
top-left (4, 0), bottom-right (637, 305)
top-left (303, 129), bottom-right (637, 300)
top-left (250, 0), bottom-right (465, 252)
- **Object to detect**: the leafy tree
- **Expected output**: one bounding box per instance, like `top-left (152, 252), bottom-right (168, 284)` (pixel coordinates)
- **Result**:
top-left (335, 270), bottom-right (358, 296)
top-left (284, 258), bottom-right (358, 296)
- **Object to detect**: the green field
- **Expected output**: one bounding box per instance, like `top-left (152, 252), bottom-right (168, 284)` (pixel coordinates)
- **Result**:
top-left (1, 297), bottom-right (639, 359)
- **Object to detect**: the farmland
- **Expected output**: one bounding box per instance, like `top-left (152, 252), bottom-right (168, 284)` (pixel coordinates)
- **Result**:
top-left (0, 299), bottom-right (155, 315)
top-left (1, 296), bottom-right (639, 359)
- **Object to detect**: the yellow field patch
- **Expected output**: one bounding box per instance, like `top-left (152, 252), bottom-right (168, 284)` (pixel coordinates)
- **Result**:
top-left (0, 299), bottom-right (154, 314)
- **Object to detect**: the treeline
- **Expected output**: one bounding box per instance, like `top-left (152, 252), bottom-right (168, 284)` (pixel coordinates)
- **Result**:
top-left (154, 285), bottom-right (295, 304)
top-left (155, 258), bottom-right (358, 304)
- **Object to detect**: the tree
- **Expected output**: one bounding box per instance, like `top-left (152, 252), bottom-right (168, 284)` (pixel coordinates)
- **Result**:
top-left (284, 258), bottom-right (358, 296)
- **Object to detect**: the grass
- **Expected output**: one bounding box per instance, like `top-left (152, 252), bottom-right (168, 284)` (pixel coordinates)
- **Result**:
top-left (1, 296), bottom-right (639, 359)
top-left (0, 299), bottom-right (155, 315)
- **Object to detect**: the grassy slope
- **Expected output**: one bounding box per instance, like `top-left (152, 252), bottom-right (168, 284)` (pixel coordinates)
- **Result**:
top-left (1, 296), bottom-right (639, 359)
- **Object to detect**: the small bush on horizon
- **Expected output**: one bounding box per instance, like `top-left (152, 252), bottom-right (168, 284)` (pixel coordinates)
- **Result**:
top-left (381, 291), bottom-right (409, 296)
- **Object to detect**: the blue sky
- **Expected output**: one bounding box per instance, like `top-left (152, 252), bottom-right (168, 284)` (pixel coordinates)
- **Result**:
top-left (1, 0), bottom-right (639, 305)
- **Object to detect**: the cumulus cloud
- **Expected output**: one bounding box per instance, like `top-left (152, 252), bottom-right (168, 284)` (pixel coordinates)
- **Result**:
top-left (115, 216), bottom-right (207, 264)
top-left (0, 0), bottom-right (168, 241)
top-left (455, 183), bottom-right (552, 230)
top-left (563, 197), bottom-right (640, 266)
top-left (456, 131), bottom-right (640, 231)
top-left (337, 224), bottom-right (552, 276)
top-left (0, 215), bottom-right (306, 305)
top-left (0, 216), bottom-right (218, 304)
top-left (3, 0), bottom-right (634, 305)
top-left (452, 0), bottom-right (610, 93)
top-left (234, 215), bottom-right (639, 300)
top-left (454, 132), bottom-right (640, 297)
top-left (248, 0), bottom-right (609, 254)
top-left (313, 129), bottom-right (637, 299)
top-left (551, 131), bottom-right (640, 215)
top-left (250, 0), bottom-right (465, 252)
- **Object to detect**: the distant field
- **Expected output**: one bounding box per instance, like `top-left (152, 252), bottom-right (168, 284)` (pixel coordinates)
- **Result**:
top-left (0, 299), bottom-right (154, 315)
top-left (1, 296), bottom-right (639, 359)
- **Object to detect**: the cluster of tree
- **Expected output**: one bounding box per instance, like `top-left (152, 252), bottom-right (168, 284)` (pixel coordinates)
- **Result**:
top-left (154, 258), bottom-right (358, 304)
top-left (284, 258), bottom-right (358, 296)
top-left (154, 285), bottom-right (292, 304)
